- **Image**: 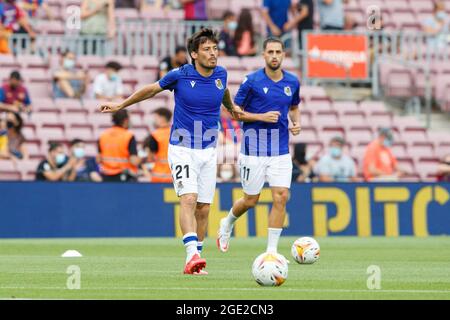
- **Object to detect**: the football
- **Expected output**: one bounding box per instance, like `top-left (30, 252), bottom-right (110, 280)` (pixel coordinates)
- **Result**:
top-left (291, 237), bottom-right (320, 264)
top-left (252, 252), bottom-right (288, 286)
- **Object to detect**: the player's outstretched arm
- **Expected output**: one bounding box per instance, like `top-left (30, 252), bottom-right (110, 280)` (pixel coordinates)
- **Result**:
top-left (99, 82), bottom-right (164, 113)
top-left (222, 88), bottom-right (244, 118)
top-left (238, 109), bottom-right (281, 123)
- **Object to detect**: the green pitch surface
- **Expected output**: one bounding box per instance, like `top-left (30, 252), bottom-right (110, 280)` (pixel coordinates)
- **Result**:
top-left (0, 237), bottom-right (449, 300)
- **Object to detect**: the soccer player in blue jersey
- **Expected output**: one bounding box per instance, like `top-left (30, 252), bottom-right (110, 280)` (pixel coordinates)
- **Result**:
top-left (100, 28), bottom-right (242, 275)
top-left (217, 37), bottom-right (301, 254)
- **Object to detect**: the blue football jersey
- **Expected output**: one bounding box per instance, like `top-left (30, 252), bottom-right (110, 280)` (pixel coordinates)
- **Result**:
top-left (158, 64), bottom-right (227, 149)
top-left (234, 68), bottom-right (301, 157)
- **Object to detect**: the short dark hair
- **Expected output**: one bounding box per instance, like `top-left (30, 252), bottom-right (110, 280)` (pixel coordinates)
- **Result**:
top-left (263, 37), bottom-right (285, 51)
top-left (152, 107), bottom-right (172, 122)
top-left (70, 138), bottom-right (84, 147)
top-left (175, 46), bottom-right (187, 55)
top-left (222, 10), bottom-right (235, 20)
top-left (48, 141), bottom-right (62, 152)
top-left (112, 110), bottom-right (129, 126)
top-left (61, 49), bottom-right (73, 57)
top-left (10, 71), bottom-right (22, 81)
top-left (187, 28), bottom-right (219, 63)
top-left (105, 61), bottom-right (122, 71)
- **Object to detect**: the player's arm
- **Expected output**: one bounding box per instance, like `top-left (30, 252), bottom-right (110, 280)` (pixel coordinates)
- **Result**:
top-left (100, 82), bottom-right (163, 113)
top-left (289, 105), bottom-right (301, 135)
top-left (237, 109), bottom-right (281, 123)
top-left (222, 88), bottom-right (244, 118)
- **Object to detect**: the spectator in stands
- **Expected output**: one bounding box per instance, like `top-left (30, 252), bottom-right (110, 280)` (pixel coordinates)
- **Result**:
top-left (36, 142), bottom-right (76, 181)
top-left (19, 0), bottom-right (54, 19)
top-left (0, 71), bottom-right (32, 114)
top-left (363, 128), bottom-right (404, 182)
top-left (115, 0), bottom-right (138, 8)
top-left (283, 0), bottom-right (314, 49)
top-left (423, 1), bottom-right (448, 51)
top-left (0, 0), bottom-right (36, 54)
top-left (292, 143), bottom-right (316, 182)
top-left (315, 136), bottom-right (357, 182)
top-left (53, 50), bottom-right (89, 99)
top-left (0, 115), bottom-right (8, 158)
top-left (4, 111), bottom-right (27, 160)
top-left (98, 109), bottom-right (140, 182)
top-left (235, 9), bottom-right (258, 57)
top-left (437, 154), bottom-right (450, 182)
top-left (157, 46), bottom-right (188, 81)
top-left (180, 0), bottom-right (207, 22)
top-left (262, 0), bottom-right (295, 37)
top-left (141, 107), bottom-right (172, 183)
top-left (67, 139), bottom-right (102, 182)
top-left (218, 10), bottom-right (238, 57)
top-left (217, 163), bottom-right (238, 183)
top-left (93, 61), bottom-right (124, 101)
top-left (80, 0), bottom-right (116, 55)
top-left (318, 0), bottom-right (345, 31)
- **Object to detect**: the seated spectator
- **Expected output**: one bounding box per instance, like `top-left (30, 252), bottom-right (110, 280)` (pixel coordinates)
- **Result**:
top-left (181, 0), bottom-right (207, 21)
top-left (80, 0), bottom-right (116, 55)
top-left (363, 128), bottom-right (404, 181)
top-left (0, 0), bottom-right (36, 54)
top-left (53, 50), bottom-right (89, 99)
top-left (115, 0), bottom-right (138, 8)
top-left (93, 61), bottom-right (124, 101)
top-left (19, 0), bottom-right (54, 19)
top-left (315, 137), bottom-right (357, 182)
top-left (141, 107), bottom-right (172, 183)
top-left (5, 111), bottom-right (27, 160)
top-left (218, 11), bottom-right (238, 57)
top-left (235, 9), bottom-right (258, 57)
top-left (36, 142), bottom-right (76, 181)
top-left (157, 46), bottom-right (188, 81)
top-left (318, 0), bottom-right (345, 31)
top-left (423, 1), bottom-right (448, 51)
top-left (292, 143), bottom-right (315, 182)
top-left (217, 163), bottom-right (238, 183)
top-left (0, 71), bottom-right (32, 114)
top-left (67, 139), bottom-right (102, 182)
top-left (437, 154), bottom-right (450, 182)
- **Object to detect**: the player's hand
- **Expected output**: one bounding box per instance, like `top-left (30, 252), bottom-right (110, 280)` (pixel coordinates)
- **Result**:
top-left (230, 105), bottom-right (244, 119)
top-left (100, 103), bottom-right (122, 113)
top-left (289, 122), bottom-right (301, 135)
top-left (260, 111), bottom-right (281, 123)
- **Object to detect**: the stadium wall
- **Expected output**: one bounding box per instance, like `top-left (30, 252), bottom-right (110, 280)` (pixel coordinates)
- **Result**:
top-left (0, 182), bottom-right (449, 238)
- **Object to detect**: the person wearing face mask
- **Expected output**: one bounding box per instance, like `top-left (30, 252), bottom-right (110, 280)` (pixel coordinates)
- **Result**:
top-left (217, 163), bottom-right (238, 183)
top-left (363, 128), bottom-right (404, 182)
top-left (218, 11), bottom-right (238, 57)
top-left (423, 1), bottom-right (449, 51)
top-left (53, 50), bottom-right (89, 99)
top-left (157, 46), bottom-right (188, 81)
top-left (36, 142), bottom-right (76, 181)
top-left (93, 61), bottom-right (124, 101)
top-left (0, 71), bottom-right (32, 114)
top-left (315, 137), bottom-right (357, 182)
top-left (66, 139), bottom-right (102, 182)
top-left (142, 107), bottom-right (173, 183)
top-left (98, 109), bottom-right (140, 182)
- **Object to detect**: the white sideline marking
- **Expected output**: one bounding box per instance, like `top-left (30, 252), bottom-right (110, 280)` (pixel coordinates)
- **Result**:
top-left (1, 286), bottom-right (449, 294)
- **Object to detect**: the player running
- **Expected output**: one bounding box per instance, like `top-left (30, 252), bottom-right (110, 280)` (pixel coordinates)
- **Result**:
top-left (100, 28), bottom-right (242, 275)
top-left (217, 37), bottom-right (301, 255)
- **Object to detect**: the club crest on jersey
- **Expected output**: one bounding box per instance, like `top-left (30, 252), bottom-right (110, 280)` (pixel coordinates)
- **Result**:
top-left (284, 86), bottom-right (292, 96)
top-left (215, 79), bottom-right (224, 90)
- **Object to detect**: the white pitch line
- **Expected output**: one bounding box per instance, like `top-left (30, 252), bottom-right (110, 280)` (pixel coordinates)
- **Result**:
top-left (1, 286), bottom-right (449, 294)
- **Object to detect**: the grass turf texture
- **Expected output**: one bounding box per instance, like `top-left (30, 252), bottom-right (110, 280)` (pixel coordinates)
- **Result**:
top-left (0, 237), bottom-right (449, 300)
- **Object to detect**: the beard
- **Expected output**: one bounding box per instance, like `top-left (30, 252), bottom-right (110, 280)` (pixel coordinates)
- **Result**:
top-left (198, 59), bottom-right (217, 70)
top-left (267, 61), bottom-right (281, 71)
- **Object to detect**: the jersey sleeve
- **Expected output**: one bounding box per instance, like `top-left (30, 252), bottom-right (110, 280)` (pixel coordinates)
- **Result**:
top-left (234, 76), bottom-right (253, 108)
top-left (158, 68), bottom-right (180, 91)
top-left (292, 80), bottom-right (301, 106)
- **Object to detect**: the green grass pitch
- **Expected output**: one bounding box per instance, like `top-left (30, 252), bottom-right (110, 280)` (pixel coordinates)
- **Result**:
top-left (0, 237), bottom-right (449, 300)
